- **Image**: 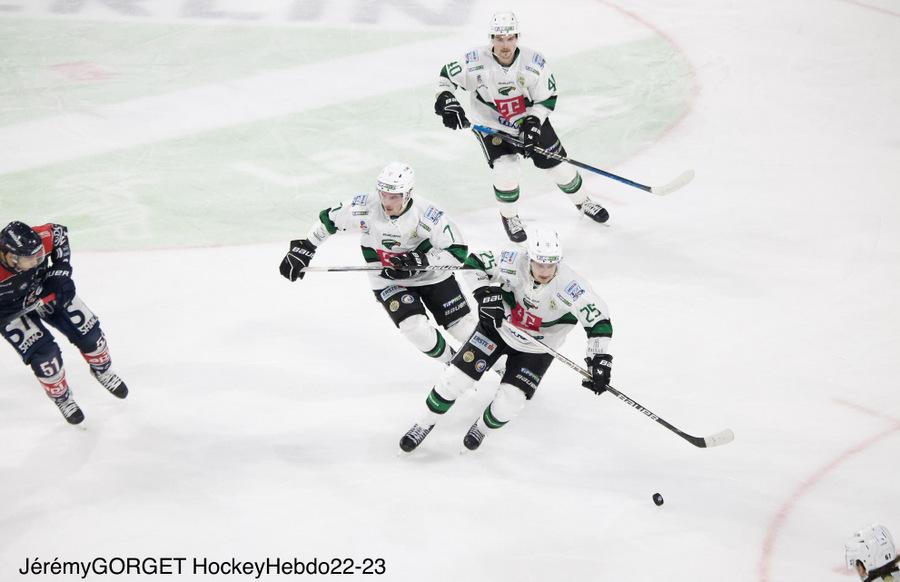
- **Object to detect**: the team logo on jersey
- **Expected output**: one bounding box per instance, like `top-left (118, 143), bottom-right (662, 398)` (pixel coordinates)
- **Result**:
top-left (470, 332), bottom-right (497, 355)
top-left (382, 239), bottom-right (400, 249)
top-left (423, 207), bottom-right (444, 225)
top-left (463, 351), bottom-right (475, 363)
top-left (497, 85), bottom-right (515, 96)
top-left (359, 220), bottom-right (369, 234)
top-left (401, 294), bottom-right (414, 304)
top-left (495, 95), bottom-right (525, 120)
top-left (517, 74), bottom-right (526, 87)
top-left (475, 360), bottom-right (487, 373)
top-left (522, 296), bottom-right (538, 310)
top-left (389, 300), bottom-right (400, 313)
top-left (564, 281), bottom-right (585, 302)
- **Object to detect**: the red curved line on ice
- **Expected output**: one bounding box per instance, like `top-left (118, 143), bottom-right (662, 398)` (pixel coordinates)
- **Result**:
top-left (840, 0), bottom-right (900, 18)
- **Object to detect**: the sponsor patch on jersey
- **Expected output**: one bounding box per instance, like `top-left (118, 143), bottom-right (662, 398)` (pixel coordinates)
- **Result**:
top-left (401, 294), bottom-right (415, 305)
top-left (423, 206), bottom-right (444, 225)
top-left (389, 300), bottom-right (400, 313)
top-left (564, 281), bottom-right (586, 302)
top-left (475, 360), bottom-right (487, 373)
top-left (532, 53), bottom-right (546, 68)
top-left (379, 286), bottom-right (403, 301)
top-left (556, 292), bottom-right (572, 307)
top-left (500, 250), bottom-right (517, 265)
top-left (495, 95), bottom-right (526, 120)
top-left (351, 194), bottom-right (368, 206)
top-left (525, 66), bottom-right (540, 76)
top-left (465, 50), bottom-right (478, 63)
top-left (470, 332), bottom-right (498, 356)
top-left (417, 222), bottom-right (431, 232)
top-left (463, 350), bottom-right (475, 363)
top-left (511, 305), bottom-right (542, 332)
top-left (359, 220), bottom-right (369, 234)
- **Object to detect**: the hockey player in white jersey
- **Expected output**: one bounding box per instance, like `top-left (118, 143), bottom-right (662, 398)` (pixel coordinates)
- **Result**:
top-left (399, 227), bottom-right (613, 452)
top-left (434, 11), bottom-right (610, 243)
top-left (279, 162), bottom-right (476, 363)
top-left (845, 524), bottom-right (899, 581)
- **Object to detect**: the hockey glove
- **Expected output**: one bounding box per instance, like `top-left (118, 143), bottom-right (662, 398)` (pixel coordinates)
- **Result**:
top-left (434, 91), bottom-right (470, 130)
top-left (473, 285), bottom-right (505, 329)
top-left (386, 251), bottom-right (429, 277)
top-left (279, 239), bottom-right (316, 281)
top-left (43, 264), bottom-right (76, 306)
top-left (519, 115), bottom-right (542, 159)
top-left (583, 353), bottom-right (613, 395)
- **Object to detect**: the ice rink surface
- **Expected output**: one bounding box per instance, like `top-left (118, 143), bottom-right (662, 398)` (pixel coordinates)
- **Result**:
top-left (1, 1), bottom-right (899, 581)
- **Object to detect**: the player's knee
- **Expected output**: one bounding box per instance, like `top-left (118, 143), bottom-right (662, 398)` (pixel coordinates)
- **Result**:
top-left (545, 162), bottom-right (577, 185)
top-left (491, 383), bottom-right (528, 421)
top-left (398, 314), bottom-right (436, 345)
top-left (435, 364), bottom-right (475, 401)
top-left (444, 313), bottom-right (477, 344)
top-left (28, 342), bottom-right (63, 379)
top-left (492, 154), bottom-right (521, 191)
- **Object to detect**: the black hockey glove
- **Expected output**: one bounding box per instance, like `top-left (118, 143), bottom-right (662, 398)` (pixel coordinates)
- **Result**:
top-left (42, 263), bottom-right (76, 306)
top-left (386, 251), bottom-right (429, 277)
top-left (279, 239), bottom-right (316, 282)
top-left (583, 353), bottom-right (613, 395)
top-left (434, 91), bottom-right (470, 130)
top-left (518, 115), bottom-right (542, 159)
top-left (473, 285), bottom-right (505, 329)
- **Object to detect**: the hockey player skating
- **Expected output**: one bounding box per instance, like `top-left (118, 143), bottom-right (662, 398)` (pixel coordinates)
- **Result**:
top-left (279, 162), bottom-right (477, 363)
top-left (434, 11), bottom-right (610, 243)
top-left (845, 524), bottom-right (899, 581)
top-left (399, 227), bottom-right (613, 452)
top-left (0, 221), bottom-right (128, 425)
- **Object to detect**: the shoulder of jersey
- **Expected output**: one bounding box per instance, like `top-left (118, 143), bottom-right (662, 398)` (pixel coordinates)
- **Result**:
top-left (416, 198), bottom-right (446, 231)
top-left (348, 193), bottom-right (375, 215)
top-left (554, 266), bottom-right (589, 307)
top-left (497, 248), bottom-right (523, 276)
top-left (519, 46), bottom-right (547, 77)
top-left (464, 47), bottom-right (491, 70)
top-left (33, 223), bottom-right (57, 254)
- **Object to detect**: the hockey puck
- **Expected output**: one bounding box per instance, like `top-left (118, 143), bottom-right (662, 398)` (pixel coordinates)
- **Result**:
top-left (652, 493), bottom-right (664, 506)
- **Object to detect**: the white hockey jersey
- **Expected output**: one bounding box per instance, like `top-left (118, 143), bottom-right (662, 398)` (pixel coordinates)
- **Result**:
top-left (306, 194), bottom-right (467, 290)
top-left (467, 249), bottom-right (612, 355)
top-left (437, 45), bottom-right (558, 135)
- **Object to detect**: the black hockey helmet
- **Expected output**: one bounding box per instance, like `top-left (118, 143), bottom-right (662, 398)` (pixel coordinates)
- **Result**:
top-left (0, 221), bottom-right (45, 272)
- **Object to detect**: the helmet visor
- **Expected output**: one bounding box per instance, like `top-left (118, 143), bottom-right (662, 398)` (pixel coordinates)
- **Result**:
top-left (6, 247), bottom-right (45, 272)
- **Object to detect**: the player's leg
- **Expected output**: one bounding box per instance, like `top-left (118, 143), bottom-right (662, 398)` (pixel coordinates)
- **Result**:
top-left (417, 275), bottom-right (477, 346)
top-left (43, 296), bottom-right (128, 398)
top-left (534, 121), bottom-right (609, 224)
top-left (374, 285), bottom-right (453, 364)
top-left (463, 350), bottom-right (554, 450)
top-left (400, 324), bottom-right (506, 452)
top-left (1, 313), bottom-right (84, 424)
top-left (473, 129), bottom-right (528, 242)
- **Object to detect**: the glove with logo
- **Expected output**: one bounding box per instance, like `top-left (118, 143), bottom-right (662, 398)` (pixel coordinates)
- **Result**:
top-left (384, 251), bottom-right (429, 279)
top-left (279, 239), bottom-right (316, 281)
top-left (434, 91), bottom-right (471, 130)
top-left (42, 263), bottom-right (76, 306)
top-left (473, 285), bottom-right (505, 329)
top-left (519, 115), bottom-right (542, 159)
top-left (582, 353), bottom-right (613, 395)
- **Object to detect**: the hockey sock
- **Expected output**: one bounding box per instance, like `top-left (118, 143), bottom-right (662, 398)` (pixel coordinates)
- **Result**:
top-left (483, 383), bottom-right (527, 429)
top-left (399, 315), bottom-right (453, 363)
top-left (547, 165), bottom-right (588, 206)
top-left (38, 368), bottom-right (69, 399)
top-left (81, 336), bottom-right (112, 373)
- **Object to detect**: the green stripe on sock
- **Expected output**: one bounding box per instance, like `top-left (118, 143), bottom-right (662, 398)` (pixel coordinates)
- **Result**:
top-left (558, 172), bottom-right (583, 194)
top-left (494, 186), bottom-right (520, 202)
top-left (483, 406), bottom-right (507, 429)
top-left (426, 389), bottom-right (455, 414)
top-left (425, 333), bottom-right (447, 358)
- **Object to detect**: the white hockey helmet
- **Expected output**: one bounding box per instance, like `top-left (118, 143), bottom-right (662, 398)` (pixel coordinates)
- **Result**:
top-left (526, 227), bottom-right (563, 264)
top-left (845, 524), bottom-right (896, 573)
top-left (489, 11), bottom-right (519, 37)
top-left (376, 162), bottom-right (415, 205)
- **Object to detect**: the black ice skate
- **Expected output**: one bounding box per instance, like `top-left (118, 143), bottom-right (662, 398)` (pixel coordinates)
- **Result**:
top-left (91, 368), bottom-right (128, 399)
top-left (399, 423), bottom-right (435, 452)
top-left (463, 422), bottom-right (486, 451)
top-left (577, 200), bottom-right (610, 224)
top-left (53, 391), bottom-right (85, 425)
top-left (500, 214), bottom-right (527, 243)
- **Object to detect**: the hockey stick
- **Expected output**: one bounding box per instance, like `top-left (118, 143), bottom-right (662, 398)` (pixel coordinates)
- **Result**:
top-left (473, 124), bottom-right (694, 196)
top-left (499, 320), bottom-right (734, 448)
top-left (301, 265), bottom-right (466, 273)
top-left (0, 293), bottom-right (57, 327)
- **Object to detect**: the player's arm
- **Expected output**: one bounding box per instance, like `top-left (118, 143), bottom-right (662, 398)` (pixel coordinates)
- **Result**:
top-left (518, 52), bottom-right (558, 158)
top-left (36, 224), bottom-right (76, 306)
top-left (279, 198), bottom-right (353, 282)
top-left (385, 208), bottom-right (467, 274)
top-left (569, 281), bottom-right (613, 394)
top-left (435, 56), bottom-right (471, 130)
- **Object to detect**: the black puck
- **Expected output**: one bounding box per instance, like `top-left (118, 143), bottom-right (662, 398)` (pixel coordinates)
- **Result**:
top-left (653, 492), bottom-right (664, 506)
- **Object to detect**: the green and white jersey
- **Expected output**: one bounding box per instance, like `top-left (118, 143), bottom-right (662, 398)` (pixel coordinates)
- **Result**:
top-left (466, 249), bottom-right (612, 355)
top-left (306, 194), bottom-right (467, 290)
top-left (437, 45), bottom-right (558, 136)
